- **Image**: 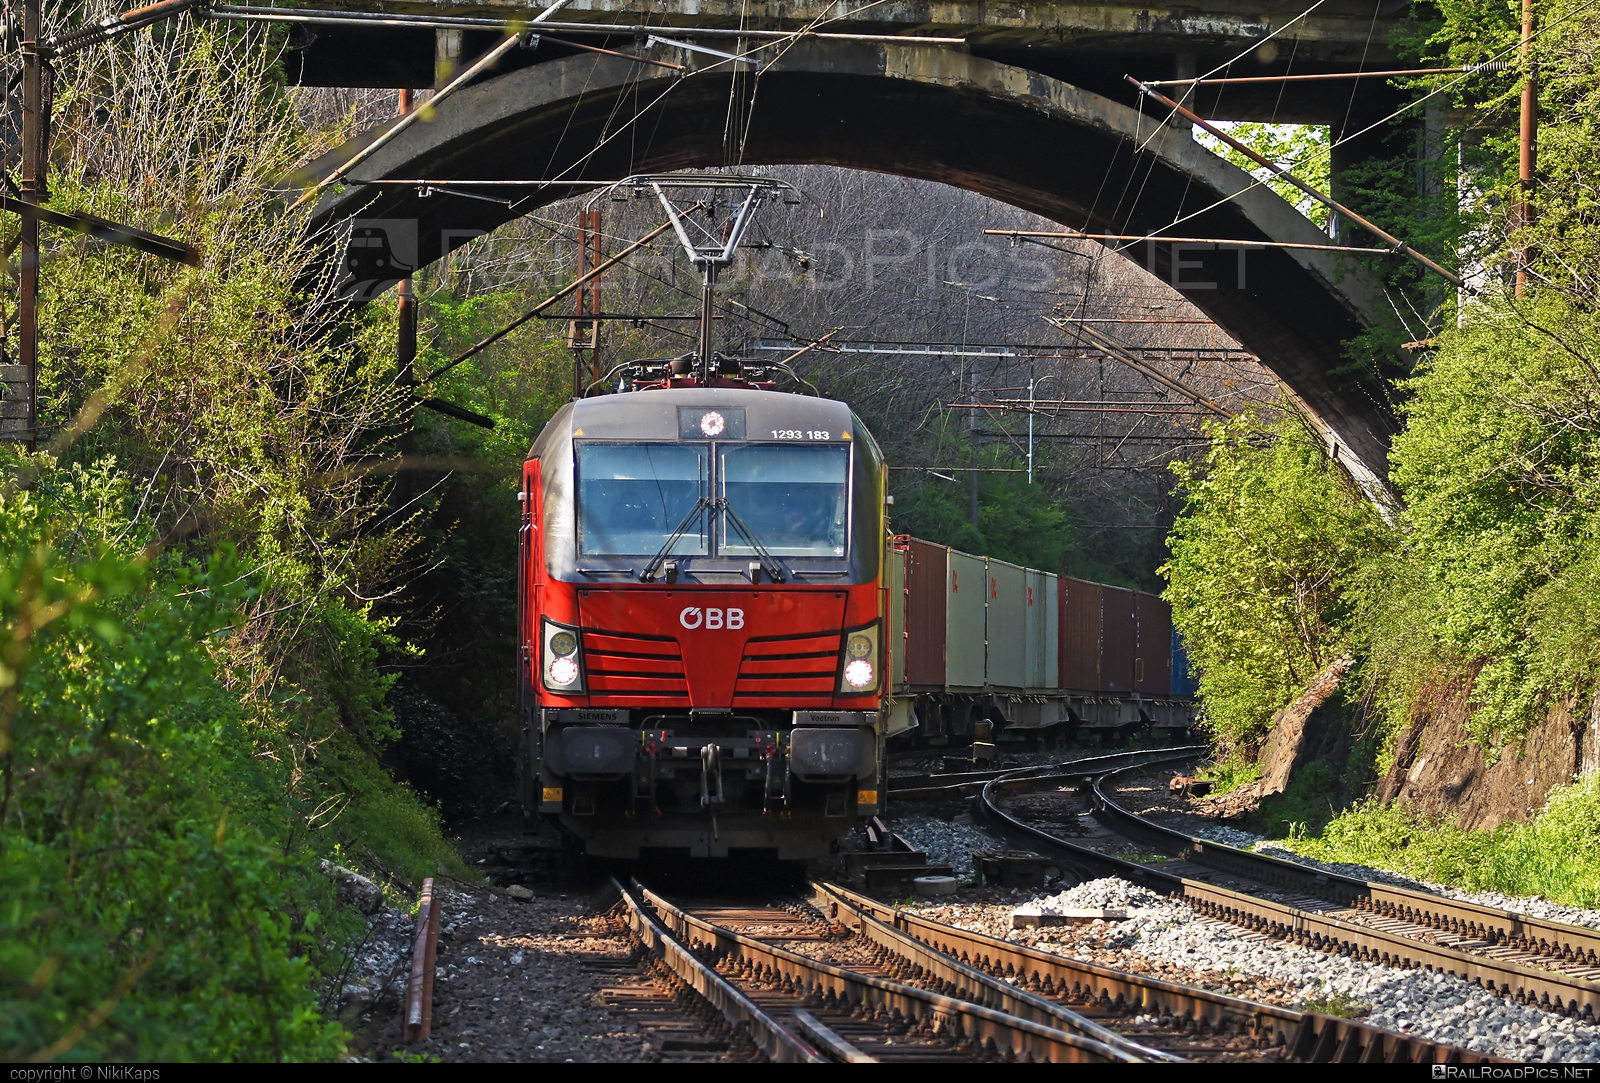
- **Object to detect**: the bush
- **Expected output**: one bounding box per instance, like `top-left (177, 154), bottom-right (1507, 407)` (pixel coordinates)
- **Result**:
top-left (0, 465), bottom-right (345, 1061)
top-left (1161, 408), bottom-right (1395, 755)
top-left (1389, 293), bottom-right (1600, 747)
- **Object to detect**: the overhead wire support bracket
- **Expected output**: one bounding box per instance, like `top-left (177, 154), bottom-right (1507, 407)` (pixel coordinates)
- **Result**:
top-left (294, 0), bottom-right (579, 208)
top-left (45, 0), bottom-right (209, 58)
top-left (205, 6), bottom-right (966, 45)
top-left (985, 228), bottom-right (1390, 256)
top-left (422, 214), bottom-right (685, 385)
top-left (1142, 61), bottom-right (1510, 87)
top-left (1044, 315), bottom-right (1230, 419)
top-left (0, 193), bottom-right (199, 264)
top-left (646, 35), bottom-right (752, 68)
top-left (1127, 75), bottom-right (1465, 290)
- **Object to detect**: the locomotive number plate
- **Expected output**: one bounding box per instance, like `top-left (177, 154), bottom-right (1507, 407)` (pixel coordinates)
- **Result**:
top-left (770, 429), bottom-right (831, 440)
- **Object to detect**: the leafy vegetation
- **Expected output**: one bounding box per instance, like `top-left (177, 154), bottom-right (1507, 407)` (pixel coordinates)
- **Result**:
top-left (1162, 409), bottom-right (1393, 755)
top-left (1163, 0), bottom-right (1600, 893)
top-left (2, 11), bottom-right (467, 1061)
top-left (1280, 774), bottom-right (1600, 909)
top-left (1301, 984), bottom-right (1372, 1019)
top-left (1194, 122), bottom-right (1332, 228)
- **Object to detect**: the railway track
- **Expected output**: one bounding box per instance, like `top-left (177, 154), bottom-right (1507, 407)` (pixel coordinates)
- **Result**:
top-left (886, 745), bottom-right (1206, 801)
top-left (609, 874), bottom-right (1491, 1063)
top-left (979, 759), bottom-right (1600, 1025)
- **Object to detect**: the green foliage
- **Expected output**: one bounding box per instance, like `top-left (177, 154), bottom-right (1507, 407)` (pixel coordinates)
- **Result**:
top-left (0, 462), bottom-right (345, 1061)
top-left (1197, 754), bottom-right (1261, 795)
top-left (0, 11), bottom-right (474, 1061)
top-left (891, 442), bottom-right (1075, 576)
top-left (1389, 292), bottom-right (1600, 746)
top-left (1301, 985), bottom-right (1371, 1019)
top-left (1249, 760), bottom-right (1341, 838)
top-left (1162, 408), bottom-right (1395, 753)
top-left (1194, 123), bottom-right (1332, 228)
top-left (1284, 774), bottom-right (1600, 909)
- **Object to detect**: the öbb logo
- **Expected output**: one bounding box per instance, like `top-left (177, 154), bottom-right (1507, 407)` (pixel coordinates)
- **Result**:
top-left (679, 607), bottom-right (745, 630)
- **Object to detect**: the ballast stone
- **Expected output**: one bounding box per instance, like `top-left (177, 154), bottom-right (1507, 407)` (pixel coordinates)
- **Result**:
top-left (1011, 906), bottom-right (1128, 928)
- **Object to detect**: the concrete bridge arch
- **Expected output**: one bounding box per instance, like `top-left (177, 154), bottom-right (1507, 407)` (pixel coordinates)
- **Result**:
top-left (312, 41), bottom-right (1400, 490)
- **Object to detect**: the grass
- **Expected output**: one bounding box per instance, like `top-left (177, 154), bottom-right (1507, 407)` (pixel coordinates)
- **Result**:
top-left (1302, 985), bottom-right (1371, 1018)
top-left (1276, 774), bottom-right (1600, 909)
top-left (1248, 760), bottom-right (1340, 838)
top-left (1198, 754), bottom-right (1262, 794)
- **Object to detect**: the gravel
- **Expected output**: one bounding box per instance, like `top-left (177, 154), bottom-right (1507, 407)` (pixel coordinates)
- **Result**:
top-left (914, 876), bottom-right (1600, 1062)
top-left (330, 906), bottom-right (416, 1020)
top-left (892, 814), bottom-right (1003, 878)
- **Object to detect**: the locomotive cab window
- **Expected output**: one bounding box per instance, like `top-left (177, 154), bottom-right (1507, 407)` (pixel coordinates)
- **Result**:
top-left (721, 444), bottom-right (849, 558)
top-left (576, 443), bottom-right (706, 556)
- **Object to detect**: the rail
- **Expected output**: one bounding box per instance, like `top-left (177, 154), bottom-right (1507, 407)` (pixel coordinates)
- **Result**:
top-left (822, 881), bottom-right (1488, 1062)
top-left (404, 876), bottom-right (441, 1042)
top-left (976, 764), bottom-right (1600, 1023)
top-left (637, 880), bottom-right (1144, 1062)
top-left (888, 744), bottom-right (1206, 800)
top-left (1089, 767), bottom-right (1600, 987)
top-left (611, 878), bottom-right (824, 1063)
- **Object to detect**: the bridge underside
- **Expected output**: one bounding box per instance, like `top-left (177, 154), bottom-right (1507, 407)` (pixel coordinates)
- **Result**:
top-left (311, 44), bottom-right (1402, 490)
top-left (286, 0), bottom-right (1406, 126)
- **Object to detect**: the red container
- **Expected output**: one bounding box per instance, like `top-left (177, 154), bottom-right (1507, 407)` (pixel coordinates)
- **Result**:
top-left (1100, 587), bottom-right (1136, 693)
top-left (904, 538), bottom-right (948, 689)
top-left (1058, 577), bottom-right (1103, 693)
top-left (1133, 591), bottom-right (1172, 694)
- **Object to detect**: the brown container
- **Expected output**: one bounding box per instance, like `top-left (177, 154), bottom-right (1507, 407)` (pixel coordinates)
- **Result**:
top-left (1133, 591), bottom-right (1173, 694)
top-left (1058, 577), bottom-right (1102, 693)
top-left (1100, 586), bottom-right (1137, 693)
top-left (904, 538), bottom-right (948, 688)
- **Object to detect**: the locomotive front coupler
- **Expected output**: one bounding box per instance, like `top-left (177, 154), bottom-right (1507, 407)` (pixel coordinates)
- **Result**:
top-left (699, 743), bottom-right (725, 811)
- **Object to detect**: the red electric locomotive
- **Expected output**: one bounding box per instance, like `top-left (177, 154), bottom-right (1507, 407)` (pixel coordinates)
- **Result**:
top-left (517, 385), bottom-right (889, 859)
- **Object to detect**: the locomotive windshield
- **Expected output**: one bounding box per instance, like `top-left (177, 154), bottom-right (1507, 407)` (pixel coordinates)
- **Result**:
top-left (721, 445), bottom-right (848, 557)
top-left (576, 443), bottom-right (706, 556)
top-left (575, 440), bottom-right (849, 560)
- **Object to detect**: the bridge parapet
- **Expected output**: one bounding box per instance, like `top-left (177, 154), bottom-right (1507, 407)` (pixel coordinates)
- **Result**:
top-left (289, 0), bottom-right (1405, 123)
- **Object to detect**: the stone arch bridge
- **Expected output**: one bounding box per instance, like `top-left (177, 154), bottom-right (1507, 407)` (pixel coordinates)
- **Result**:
top-left (299, 1), bottom-right (1421, 491)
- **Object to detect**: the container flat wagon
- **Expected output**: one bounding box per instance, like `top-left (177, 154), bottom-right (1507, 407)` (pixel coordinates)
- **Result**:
top-left (882, 538), bottom-right (1197, 747)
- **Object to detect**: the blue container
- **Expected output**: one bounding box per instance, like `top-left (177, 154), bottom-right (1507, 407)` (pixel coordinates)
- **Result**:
top-left (1170, 626), bottom-right (1200, 697)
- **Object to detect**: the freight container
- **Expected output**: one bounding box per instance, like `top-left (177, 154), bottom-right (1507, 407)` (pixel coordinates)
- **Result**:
top-left (1058, 577), bottom-right (1102, 693)
top-left (946, 549), bottom-right (986, 691)
top-left (985, 558), bottom-right (1027, 692)
top-left (1171, 626), bottom-right (1200, 697)
top-left (1133, 591), bottom-right (1172, 694)
top-left (903, 538), bottom-right (946, 689)
top-left (886, 540), bottom-right (908, 691)
top-left (1024, 569), bottom-right (1058, 693)
top-left (1100, 586), bottom-right (1136, 694)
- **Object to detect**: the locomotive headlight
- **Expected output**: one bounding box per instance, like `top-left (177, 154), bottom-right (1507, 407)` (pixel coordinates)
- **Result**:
top-left (542, 618), bottom-right (585, 694)
top-left (837, 621), bottom-right (880, 694)
top-left (548, 656), bottom-right (580, 686)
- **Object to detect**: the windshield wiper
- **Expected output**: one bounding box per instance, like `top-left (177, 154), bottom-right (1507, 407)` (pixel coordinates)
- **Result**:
top-left (638, 496), bottom-right (787, 584)
top-left (719, 497), bottom-right (787, 583)
top-left (640, 496), bottom-right (710, 582)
